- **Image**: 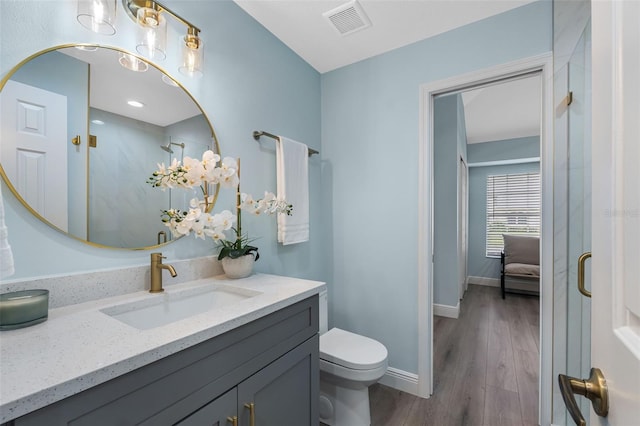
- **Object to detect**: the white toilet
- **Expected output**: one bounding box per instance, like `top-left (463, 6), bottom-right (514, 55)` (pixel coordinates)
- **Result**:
top-left (318, 289), bottom-right (388, 426)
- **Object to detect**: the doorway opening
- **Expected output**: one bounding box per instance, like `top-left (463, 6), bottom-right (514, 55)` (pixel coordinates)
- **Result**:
top-left (417, 53), bottom-right (554, 425)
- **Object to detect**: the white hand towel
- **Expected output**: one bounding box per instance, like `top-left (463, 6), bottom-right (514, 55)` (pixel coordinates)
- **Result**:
top-left (0, 185), bottom-right (15, 278)
top-left (277, 137), bottom-right (309, 245)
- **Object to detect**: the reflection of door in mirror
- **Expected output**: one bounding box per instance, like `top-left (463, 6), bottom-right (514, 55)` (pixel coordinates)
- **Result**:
top-left (0, 81), bottom-right (68, 231)
top-left (0, 45), bottom-right (218, 249)
top-left (2, 50), bottom-right (90, 239)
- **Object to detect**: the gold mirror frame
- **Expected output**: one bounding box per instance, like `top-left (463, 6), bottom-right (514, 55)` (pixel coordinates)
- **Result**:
top-left (0, 44), bottom-right (220, 250)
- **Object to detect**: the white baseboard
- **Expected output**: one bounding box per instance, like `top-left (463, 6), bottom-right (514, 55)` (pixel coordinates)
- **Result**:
top-left (467, 276), bottom-right (500, 287)
top-left (433, 301), bottom-right (459, 318)
top-left (468, 275), bottom-right (539, 294)
top-left (378, 367), bottom-right (419, 396)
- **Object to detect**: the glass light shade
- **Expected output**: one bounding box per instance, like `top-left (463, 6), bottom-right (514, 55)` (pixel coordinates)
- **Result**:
top-left (162, 74), bottom-right (179, 87)
top-left (75, 45), bottom-right (98, 52)
top-left (135, 7), bottom-right (167, 61)
top-left (179, 34), bottom-right (204, 78)
top-left (77, 0), bottom-right (117, 35)
top-left (118, 52), bottom-right (148, 72)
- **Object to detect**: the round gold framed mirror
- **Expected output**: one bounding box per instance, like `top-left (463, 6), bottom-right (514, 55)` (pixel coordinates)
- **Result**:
top-left (0, 44), bottom-right (219, 250)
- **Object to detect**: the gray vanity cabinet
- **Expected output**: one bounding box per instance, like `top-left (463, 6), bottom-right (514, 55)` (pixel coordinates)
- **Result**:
top-left (176, 335), bottom-right (318, 426)
top-left (237, 335), bottom-right (317, 425)
top-left (9, 296), bottom-right (319, 426)
top-left (176, 388), bottom-right (237, 426)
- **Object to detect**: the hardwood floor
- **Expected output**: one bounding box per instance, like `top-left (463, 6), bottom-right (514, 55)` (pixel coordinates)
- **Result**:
top-left (369, 284), bottom-right (540, 426)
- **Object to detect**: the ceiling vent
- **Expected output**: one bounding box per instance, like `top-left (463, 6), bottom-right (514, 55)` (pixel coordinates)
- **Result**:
top-left (323, 0), bottom-right (372, 36)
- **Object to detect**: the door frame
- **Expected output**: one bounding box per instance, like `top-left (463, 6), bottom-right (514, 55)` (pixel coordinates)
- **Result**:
top-left (417, 52), bottom-right (554, 425)
top-left (458, 155), bottom-right (468, 301)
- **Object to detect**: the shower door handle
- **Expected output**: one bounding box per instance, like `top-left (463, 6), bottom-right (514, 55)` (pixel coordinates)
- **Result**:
top-left (577, 252), bottom-right (591, 298)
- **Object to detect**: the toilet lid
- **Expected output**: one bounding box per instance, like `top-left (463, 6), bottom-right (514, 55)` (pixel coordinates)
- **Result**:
top-left (320, 327), bottom-right (388, 370)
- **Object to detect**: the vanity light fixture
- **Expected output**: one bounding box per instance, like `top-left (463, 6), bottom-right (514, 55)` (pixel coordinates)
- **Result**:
top-left (122, 0), bottom-right (204, 77)
top-left (134, 3), bottom-right (167, 61)
top-left (76, 0), bottom-right (117, 35)
top-left (179, 27), bottom-right (204, 78)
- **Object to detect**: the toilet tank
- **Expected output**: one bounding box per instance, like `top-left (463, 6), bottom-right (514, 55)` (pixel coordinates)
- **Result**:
top-left (319, 289), bottom-right (328, 334)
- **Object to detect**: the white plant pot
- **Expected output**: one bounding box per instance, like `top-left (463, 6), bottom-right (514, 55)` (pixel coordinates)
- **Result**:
top-left (221, 254), bottom-right (255, 279)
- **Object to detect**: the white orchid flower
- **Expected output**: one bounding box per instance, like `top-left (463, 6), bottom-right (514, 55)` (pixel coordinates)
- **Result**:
top-left (201, 150), bottom-right (220, 167)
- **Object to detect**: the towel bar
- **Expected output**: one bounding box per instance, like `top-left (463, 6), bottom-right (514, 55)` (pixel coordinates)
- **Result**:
top-left (253, 131), bottom-right (319, 156)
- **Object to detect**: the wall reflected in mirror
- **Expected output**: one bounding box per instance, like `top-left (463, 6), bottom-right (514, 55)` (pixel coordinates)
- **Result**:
top-left (0, 45), bottom-right (218, 249)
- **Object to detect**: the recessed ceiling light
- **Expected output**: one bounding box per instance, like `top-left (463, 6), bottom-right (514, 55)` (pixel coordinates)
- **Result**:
top-left (127, 100), bottom-right (144, 108)
top-left (91, 119), bottom-right (105, 125)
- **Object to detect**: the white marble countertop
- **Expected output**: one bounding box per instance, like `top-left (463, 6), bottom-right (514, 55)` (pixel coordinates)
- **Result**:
top-left (0, 273), bottom-right (325, 423)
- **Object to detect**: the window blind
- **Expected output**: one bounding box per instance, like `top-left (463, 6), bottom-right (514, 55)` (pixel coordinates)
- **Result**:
top-left (486, 172), bottom-right (541, 257)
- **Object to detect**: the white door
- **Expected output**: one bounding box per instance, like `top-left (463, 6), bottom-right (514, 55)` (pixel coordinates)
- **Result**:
top-left (0, 80), bottom-right (68, 231)
top-left (588, 1), bottom-right (640, 424)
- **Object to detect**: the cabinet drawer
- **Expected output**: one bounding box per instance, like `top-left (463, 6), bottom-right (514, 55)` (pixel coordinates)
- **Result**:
top-left (14, 295), bottom-right (318, 426)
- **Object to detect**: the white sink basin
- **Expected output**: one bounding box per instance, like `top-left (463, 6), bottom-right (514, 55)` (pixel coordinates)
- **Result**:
top-left (100, 284), bottom-right (261, 330)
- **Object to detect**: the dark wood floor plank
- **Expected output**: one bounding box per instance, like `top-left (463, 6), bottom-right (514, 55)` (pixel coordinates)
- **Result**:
top-left (445, 287), bottom-right (491, 425)
top-left (483, 385), bottom-right (523, 426)
top-left (369, 384), bottom-right (418, 426)
top-left (368, 285), bottom-right (540, 426)
top-left (514, 349), bottom-right (539, 424)
top-left (486, 318), bottom-right (518, 392)
top-left (505, 298), bottom-right (539, 354)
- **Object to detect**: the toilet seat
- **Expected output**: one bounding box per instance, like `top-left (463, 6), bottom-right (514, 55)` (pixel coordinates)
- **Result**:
top-left (320, 327), bottom-right (388, 370)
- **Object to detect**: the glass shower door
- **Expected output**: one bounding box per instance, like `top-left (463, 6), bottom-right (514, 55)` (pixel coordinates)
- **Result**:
top-left (564, 21), bottom-right (593, 423)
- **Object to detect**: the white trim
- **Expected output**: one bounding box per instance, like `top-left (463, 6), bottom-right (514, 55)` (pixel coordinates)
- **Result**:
top-left (467, 157), bottom-right (541, 168)
top-left (467, 276), bottom-right (501, 287)
top-left (378, 367), bottom-right (419, 396)
top-left (418, 52), bottom-right (553, 426)
top-left (468, 276), bottom-right (540, 293)
top-left (433, 302), bottom-right (460, 318)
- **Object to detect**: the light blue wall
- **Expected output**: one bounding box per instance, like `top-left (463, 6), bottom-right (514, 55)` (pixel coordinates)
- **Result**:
top-left (433, 94), bottom-right (466, 307)
top-left (467, 135), bottom-right (540, 163)
top-left (467, 137), bottom-right (540, 280)
top-left (0, 1), bottom-right (322, 281)
top-left (321, 1), bottom-right (551, 373)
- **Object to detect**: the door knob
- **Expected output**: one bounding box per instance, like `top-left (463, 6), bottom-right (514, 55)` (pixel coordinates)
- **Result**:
top-left (558, 367), bottom-right (609, 425)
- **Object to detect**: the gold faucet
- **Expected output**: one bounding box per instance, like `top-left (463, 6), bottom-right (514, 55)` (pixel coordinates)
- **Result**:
top-left (150, 252), bottom-right (177, 293)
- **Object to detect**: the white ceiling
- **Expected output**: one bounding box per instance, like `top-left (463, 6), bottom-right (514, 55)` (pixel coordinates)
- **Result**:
top-left (234, 0), bottom-right (537, 74)
top-left (234, 0), bottom-right (541, 144)
top-left (61, 47), bottom-right (202, 128)
top-left (461, 74), bottom-right (541, 144)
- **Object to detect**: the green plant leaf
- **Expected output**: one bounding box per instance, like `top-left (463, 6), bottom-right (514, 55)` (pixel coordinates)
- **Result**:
top-left (217, 244), bottom-right (260, 261)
